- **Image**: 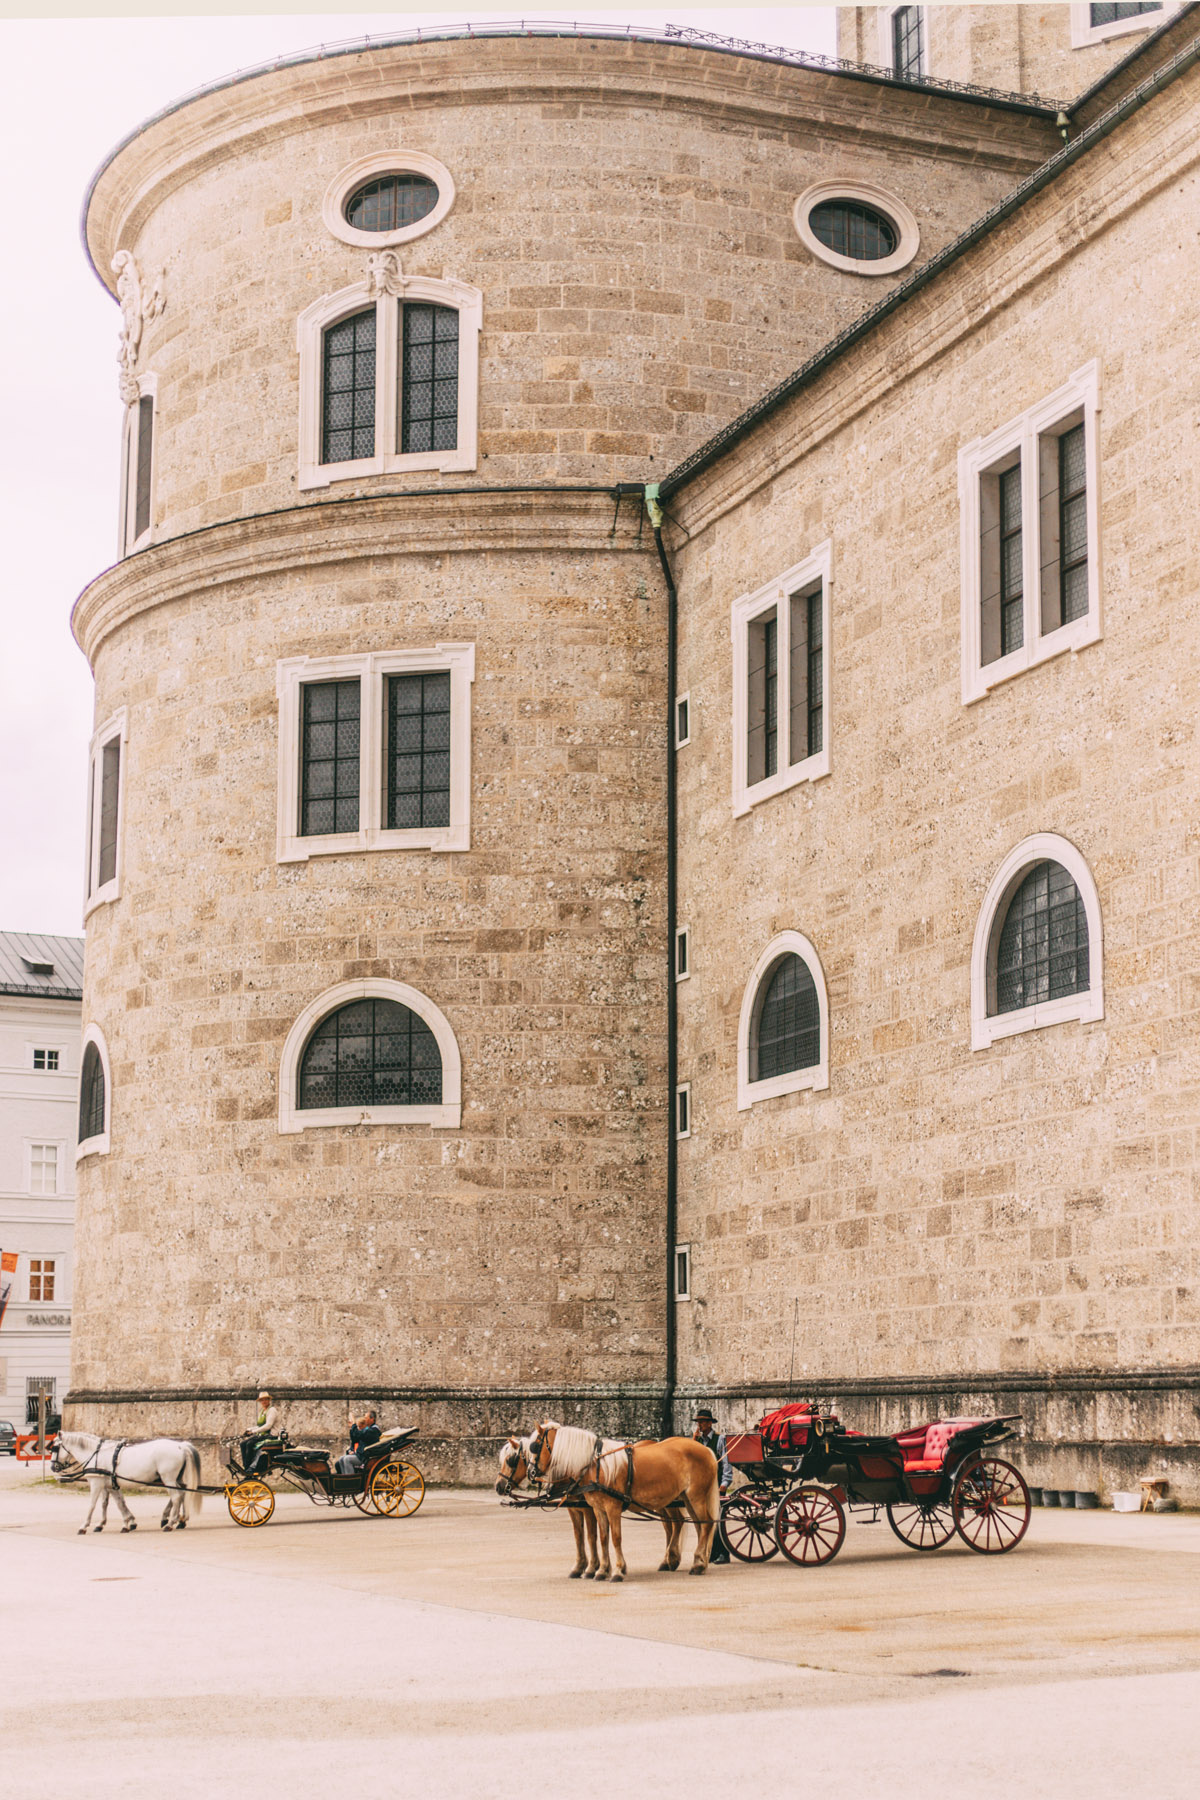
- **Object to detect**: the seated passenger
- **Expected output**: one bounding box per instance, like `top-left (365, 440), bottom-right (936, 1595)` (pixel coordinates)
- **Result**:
top-left (336, 1408), bottom-right (380, 1474)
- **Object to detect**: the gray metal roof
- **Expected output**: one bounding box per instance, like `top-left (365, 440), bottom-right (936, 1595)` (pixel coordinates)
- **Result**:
top-left (0, 931), bottom-right (85, 1001)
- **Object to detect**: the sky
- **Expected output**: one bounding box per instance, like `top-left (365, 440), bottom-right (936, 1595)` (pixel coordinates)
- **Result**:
top-left (0, 3), bottom-right (836, 938)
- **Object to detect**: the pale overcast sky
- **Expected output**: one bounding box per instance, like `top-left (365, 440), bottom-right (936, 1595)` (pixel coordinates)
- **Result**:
top-left (0, 4), bottom-right (835, 937)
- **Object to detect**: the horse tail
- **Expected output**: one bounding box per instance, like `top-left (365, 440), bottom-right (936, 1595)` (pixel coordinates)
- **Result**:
top-left (183, 1444), bottom-right (203, 1517)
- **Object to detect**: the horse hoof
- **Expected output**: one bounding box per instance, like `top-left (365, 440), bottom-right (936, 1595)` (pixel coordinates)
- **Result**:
top-left (585, 1570), bottom-right (597, 1580)
top-left (160, 1522), bottom-right (170, 1531)
top-left (176, 1520), bottom-right (186, 1530)
top-left (612, 1572), bottom-right (624, 1583)
top-left (129, 1522), bottom-right (137, 1531)
top-left (569, 1570), bottom-right (583, 1579)
top-left (689, 1564), bottom-right (706, 1575)
top-left (658, 1561), bottom-right (671, 1571)
top-left (78, 1528), bottom-right (87, 1536)
top-left (595, 1570), bottom-right (609, 1582)
top-left (93, 1526), bottom-right (103, 1534)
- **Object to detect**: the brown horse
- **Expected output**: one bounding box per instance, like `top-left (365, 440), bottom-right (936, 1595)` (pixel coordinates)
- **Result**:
top-left (528, 1422), bottom-right (720, 1581)
top-left (495, 1434), bottom-right (601, 1579)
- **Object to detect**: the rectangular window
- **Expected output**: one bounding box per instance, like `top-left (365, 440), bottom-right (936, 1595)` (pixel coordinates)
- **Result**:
top-left (675, 693), bottom-right (691, 749)
top-left (300, 679), bottom-right (361, 837)
top-left (1070, 2), bottom-right (1169, 45)
top-left (322, 308), bottom-right (377, 464)
top-left (675, 1083), bottom-right (691, 1139)
top-left (1090, 3), bottom-right (1159, 23)
top-left (277, 647), bottom-right (475, 860)
top-left (134, 393), bottom-right (154, 541)
top-left (33, 1050), bottom-right (59, 1072)
top-left (29, 1146), bottom-right (58, 1195)
top-left (674, 1243), bottom-right (691, 1302)
top-left (385, 671), bottom-right (452, 830)
top-left (28, 1260), bottom-right (55, 1303)
top-left (732, 545), bottom-right (831, 816)
top-left (400, 303), bottom-right (459, 455)
top-left (960, 365), bottom-right (1100, 703)
top-left (85, 711), bottom-right (126, 909)
top-left (892, 5), bottom-right (925, 77)
top-left (675, 926), bottom-right (690, 981)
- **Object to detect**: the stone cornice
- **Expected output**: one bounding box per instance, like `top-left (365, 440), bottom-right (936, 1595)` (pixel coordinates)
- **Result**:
top-left (84, 34), bottom-right (1054, 292)
top-left (663, 58), bottom-right (1200, 545)
top-left (71, 487), bottom-right (652, 665)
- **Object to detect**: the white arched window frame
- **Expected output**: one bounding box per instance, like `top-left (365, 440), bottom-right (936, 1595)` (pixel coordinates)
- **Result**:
top-left (297, 273), bottom-right (482, 491)
top-left (737, 931), bottom-right (830, 1110)
top-left (118, 371), bottom-right (157, 556)
top-left (278, 979), bottom-right (463, 1133)
top-left (76, 1024), bottom-right (112, 1161)
top-left (970, 833), bottom-right (1104, 1051)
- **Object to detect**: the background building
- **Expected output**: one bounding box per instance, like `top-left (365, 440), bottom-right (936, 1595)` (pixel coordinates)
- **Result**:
top-left (66, 6), bottom-right (1200, 1493)
top-left (0, 932), bottom-right (83, 1432)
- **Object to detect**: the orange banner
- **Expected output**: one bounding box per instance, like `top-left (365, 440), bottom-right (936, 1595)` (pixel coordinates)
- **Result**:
top-left (0, 1251), bottom-right (17, 1330)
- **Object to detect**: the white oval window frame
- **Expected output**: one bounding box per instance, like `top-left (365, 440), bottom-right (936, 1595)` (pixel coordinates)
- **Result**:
top-left (322, 151), bottom-right (456, 249)
top-left (793, 181), bottom-right (919, 279)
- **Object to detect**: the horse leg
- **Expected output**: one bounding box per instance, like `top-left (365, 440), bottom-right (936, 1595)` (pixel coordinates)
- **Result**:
top-left (591, 1498), bottom-right (612, 1580)
top-left (115, 1487), bottom-right (137, 1532)
top-left (608, 1502), bottom-right (627, 1583)
top-left (585, 1505), bottom-right (599, 1577)
top-left (666, 1508), bottom-right (683, 1571)
top-left (80, 1478), bottom-right (100, 1534)
top-left (160, 1490), bottom-right (174, 1531)
top-left (689, 1471), bottom-right (719, 1573)
top-left (658, 1512), bottom-right (673, 1572)
top-left (568, 1505), bottom-right (587, 1578)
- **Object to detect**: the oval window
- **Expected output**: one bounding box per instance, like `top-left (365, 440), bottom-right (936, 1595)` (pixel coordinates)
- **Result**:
top-left (345, 173), bottom-right (439, 235)
top-left (808, 200), bottom-right (898, 262)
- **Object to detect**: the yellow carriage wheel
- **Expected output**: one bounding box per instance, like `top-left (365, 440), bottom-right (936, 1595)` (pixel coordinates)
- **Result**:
top-left (227, 1478), bottom-right (275, 1527)
top-left (369, 1457), bottom-right (425, 1518)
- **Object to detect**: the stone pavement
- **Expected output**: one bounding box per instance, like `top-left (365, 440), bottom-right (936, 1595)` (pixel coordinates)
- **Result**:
top-left (2, 1470), bottom-right (1199, 1798)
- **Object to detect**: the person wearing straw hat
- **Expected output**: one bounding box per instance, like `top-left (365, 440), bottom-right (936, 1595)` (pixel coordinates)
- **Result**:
top-left (240, 1390), bottom-right (282, 1479)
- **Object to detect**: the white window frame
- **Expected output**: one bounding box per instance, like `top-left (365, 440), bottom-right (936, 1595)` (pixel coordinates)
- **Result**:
top-left (1070, 4), bottom-right (1175, 48)
top-left (322, 151), bottom-right (457, 250)
top-left (278, 978), bottom-right (462, 1133)
top-left (738, 931), bottom-right (830, 1110)
top-left (880, 5), bottom-right (926, 76)
top-left (277, 645), bottom-right (474, 862)
top-left (674, 1243), bottom-right (692, 1302)
top-left (675, 692), bottom-right (691, 749)
top-left (793, 183), bottom-right (920, 279)
top-left (30, 1046), bottom-right (62, 1072)
top-left (297, 274), bottom-right (482, 490)
top-left (732, 543), bottom-right (831, 818)
top-left (84, 708), bottom-right (127, 916)
top-left (675, 1083), bottom-right (692, 1140)
top-left (675, 926), bottom-right (690, 982)
top-left (27, 1258), bottom-right (57, 1304)
top-left (76, 1024), bottom-right (112, 1161)
top-left (959, 364), bottom-right (1101, 706)
top-left (25, 1141), bottom-right (64, 1197)
top-left (970, 834), bottom-right (1104, 1051)
top-left (118, 371), bottom-right (157, 556)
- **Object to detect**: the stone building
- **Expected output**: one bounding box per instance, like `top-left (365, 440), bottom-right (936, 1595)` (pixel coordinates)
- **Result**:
top-left (68, 7), bottom-right (1200, 1494)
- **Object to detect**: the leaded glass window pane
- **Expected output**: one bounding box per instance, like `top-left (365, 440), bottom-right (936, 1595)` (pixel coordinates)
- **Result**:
top-left (1090, 3), bottom-right (1159, 24)
top-left (385, 671), bottom-right (452, 830)
top-left (301, 679), bottom-right (360, 836)
top-left (1059, 423), bottom-right (1088, 625)
top-left (892, 5), bottom-right (925, 78)
top-left (98, 740), bottom-right (121, 888)
top-left (322, 308), bottom-right (376, 464)
top-left (999, 463), bottom-right (1024, 656)
top-left (134, 394), bottom-right (154, 540)
top-left (345, 173), bottom-right (439, 233)
top-left (747, 610), bottom-right (778, 785)
top-left (994, 860), bottom-right (1089, 1016)
top-left (298, 997), bottom-right (443, 1110)
top-left (79, 1042), bottom-right (105, 1142)
top-left (754, 954), bottom-right (820, 1082)
top-left (810, 201), bottom-right (898, 261)
top-left (400, 303), bottom-right (459, 454)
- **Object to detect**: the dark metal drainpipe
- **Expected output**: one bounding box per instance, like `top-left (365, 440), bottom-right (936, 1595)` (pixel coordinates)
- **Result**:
top-left (644, 482), bottom-right (678, 1438)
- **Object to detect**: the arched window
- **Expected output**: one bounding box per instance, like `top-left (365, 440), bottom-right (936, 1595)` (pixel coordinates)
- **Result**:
top-left (76, 1026), bottom-right (112, 1159)
top-left (299, 997), bottom-right (442, 1111)
top-left (738, 932), bottom-right (829, 1108)
top-left (971, 834), bottom-right (1103, 1049)
top-left (278, 979), bottom-right (462, 1132)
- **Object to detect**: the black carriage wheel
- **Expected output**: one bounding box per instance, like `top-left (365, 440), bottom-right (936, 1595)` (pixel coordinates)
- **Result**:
top-left (774, 1485), bottom-right (846, 1567)
top-left (722, 1491), bottom-right (780, 1563)
top-left (952, 1457), bottom-right (1031, 1554)
top-left (886, 1499), bottom-right (955, 1551)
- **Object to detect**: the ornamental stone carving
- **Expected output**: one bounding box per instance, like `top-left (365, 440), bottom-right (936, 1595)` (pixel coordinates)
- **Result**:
top-left (366, 249), bottom-right (404, 298)
top-left (112, 250), bottom-right (165, 402)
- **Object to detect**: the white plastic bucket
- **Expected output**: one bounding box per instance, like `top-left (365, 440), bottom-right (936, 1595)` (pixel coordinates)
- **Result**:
top-left (1112, 1491), bottom-right (1140, 1512)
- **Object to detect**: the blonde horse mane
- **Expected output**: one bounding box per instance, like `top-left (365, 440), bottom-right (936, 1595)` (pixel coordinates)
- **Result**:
top-left (546, 1422), bottom-right (625, 1484)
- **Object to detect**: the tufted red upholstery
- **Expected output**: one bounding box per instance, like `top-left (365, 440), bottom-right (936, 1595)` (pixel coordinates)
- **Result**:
top-left (901, 1419), bottom-right (985, 1472)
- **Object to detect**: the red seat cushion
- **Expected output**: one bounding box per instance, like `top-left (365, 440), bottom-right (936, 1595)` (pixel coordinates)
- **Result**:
top-left (901, 1419), bottom-right (986, 1470)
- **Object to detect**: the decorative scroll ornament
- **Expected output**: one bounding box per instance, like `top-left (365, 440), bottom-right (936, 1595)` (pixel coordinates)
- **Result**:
top-left (112, 250), bottom-right (166, 403)
top-left (366, 250), bottom-right (405, 298)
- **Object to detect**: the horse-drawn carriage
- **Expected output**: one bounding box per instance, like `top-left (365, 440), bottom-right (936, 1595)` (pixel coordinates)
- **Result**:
top-left (721, 1402), bottom-right (1030, 1565)
top-left (220, 1426), bottom-right (426, 1527)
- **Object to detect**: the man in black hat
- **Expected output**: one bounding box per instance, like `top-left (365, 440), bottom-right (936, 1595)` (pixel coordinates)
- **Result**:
top-left (693, 1409), bottom-right (731, 1563)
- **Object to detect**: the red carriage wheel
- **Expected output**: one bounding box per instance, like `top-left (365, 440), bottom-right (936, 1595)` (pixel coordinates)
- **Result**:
top-left (722, 1491), bottom-right (780, 1562)
top-left (886, 1499), bottom-right (955, 1551)
top-left (951, 1456), bottom-right (1031, 1554)
top-left (774, 1485), bottom-right (846, 1567)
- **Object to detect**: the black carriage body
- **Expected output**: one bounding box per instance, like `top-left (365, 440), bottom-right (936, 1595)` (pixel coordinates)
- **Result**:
top-left (223, 1426), bottom-right (420, 1505)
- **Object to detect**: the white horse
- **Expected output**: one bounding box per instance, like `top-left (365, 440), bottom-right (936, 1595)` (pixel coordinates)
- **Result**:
top-left (54, 1431), bottom-right (204, 1534)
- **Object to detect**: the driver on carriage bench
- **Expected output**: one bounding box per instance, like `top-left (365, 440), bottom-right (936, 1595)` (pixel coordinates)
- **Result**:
top-left (240, 1391), bottom-right (282, 1479)
top-left (693, 1409), bottom-right (731, 1564)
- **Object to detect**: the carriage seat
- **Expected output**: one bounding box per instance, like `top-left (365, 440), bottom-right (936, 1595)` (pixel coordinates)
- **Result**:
top-left (900, 1419), bottom-right (985, 1472)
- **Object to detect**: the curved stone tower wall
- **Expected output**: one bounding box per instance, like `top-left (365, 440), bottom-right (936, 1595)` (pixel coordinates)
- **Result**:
top-left (69, 31), bottom-right (1056, 1475)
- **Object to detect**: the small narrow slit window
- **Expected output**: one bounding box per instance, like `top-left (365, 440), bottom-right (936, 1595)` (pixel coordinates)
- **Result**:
top-left (733, 547), bottom-right (830, 815)
top-left (674, 1244), bottom-right (692, 1302)
top-left (675, 693), bottom-right (691, 748)
top-left (675, 926), bottom-right (690, 981)
top-left (85, 714), bottom-right (126, 909)
top-left (78, 1041), bottom-right (107, 1148)
top-left (675, 1084), bottom-right (691, 1139)
top-left (119, 384), bottom-right (156, 554)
